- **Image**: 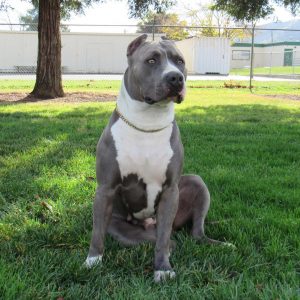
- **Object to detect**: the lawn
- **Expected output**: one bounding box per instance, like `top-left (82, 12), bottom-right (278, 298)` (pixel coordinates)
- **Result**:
top-left (231, 66), bottom-right (300, 76)
top-left (0, 78), bottom-right (300, 96)
top-left (0, 80), bottom-right (300, 299)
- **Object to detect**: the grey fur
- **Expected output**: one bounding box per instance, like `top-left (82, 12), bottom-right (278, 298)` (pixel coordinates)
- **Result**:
top-left (86, 35), bottom-right (226, 280)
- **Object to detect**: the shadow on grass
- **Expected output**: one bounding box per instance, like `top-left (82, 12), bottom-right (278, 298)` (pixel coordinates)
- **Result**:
top-left (0, 106), bottom-right (112, 246)
top-left (0, 103), bottom-right (299, 256)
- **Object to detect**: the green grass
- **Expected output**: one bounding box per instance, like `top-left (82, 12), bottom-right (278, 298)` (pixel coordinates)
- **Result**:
top-left (188, 80), bottom-right (300, 96)
top-left (0, 78), bottom-right (300, 95)
top-left (0, 81), bottom-right (300, 299)
top-left (231, 66), bottom-right (300, 76)
top-left (0, 79), bottom-right (121, 94)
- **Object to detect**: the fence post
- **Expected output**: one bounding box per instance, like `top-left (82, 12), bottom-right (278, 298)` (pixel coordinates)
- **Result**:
top-left (270, 30), bottom-right (273, 75)
top-left (152, 18), bottom-right (155, 41)
top-left (250, 25), bottom-right (255, 90)
top-left (292, 48), bottom-right (295, 75)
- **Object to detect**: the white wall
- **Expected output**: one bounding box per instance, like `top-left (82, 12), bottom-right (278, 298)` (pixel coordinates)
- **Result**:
top-left (1, 31), bottom-right (298, 74)
top-left (293, 47), bottom-right (300, 66)
top-left (175, 38), bottom-right (195, 73)
top-left (231, 44), bottom-right (300, 69)
top-left (0, 31), bottom-right (162, 73)
top-left (0, 31), bottom-right (38, 70)
top-left (176, 37), bottom-right (230, 75)
top-left (195, 37), bottom-right (230, 74)
top-left (231, 46), bottom-right (251, 69)
top-left (61, 32), bottom-right (157, 73)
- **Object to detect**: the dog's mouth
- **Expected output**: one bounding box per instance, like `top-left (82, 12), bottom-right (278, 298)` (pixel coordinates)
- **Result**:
top-left (144, 97), bottom-right (156, 105)
top-left (144, 86), bottom-right (186, 105)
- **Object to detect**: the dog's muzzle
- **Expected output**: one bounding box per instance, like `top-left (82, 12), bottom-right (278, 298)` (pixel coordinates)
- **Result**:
top-left (144, 71), bottom-right (186, 105)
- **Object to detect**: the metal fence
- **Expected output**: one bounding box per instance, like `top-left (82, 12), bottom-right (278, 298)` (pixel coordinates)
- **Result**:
top-left (0, 23), bottom-right (300, 86)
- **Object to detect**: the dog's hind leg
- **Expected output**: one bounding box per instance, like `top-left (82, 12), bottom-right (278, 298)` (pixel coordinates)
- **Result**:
top-left (173, 175), bottom-right (223, 245)
top-left (108, 214), bottom-right (157, 246)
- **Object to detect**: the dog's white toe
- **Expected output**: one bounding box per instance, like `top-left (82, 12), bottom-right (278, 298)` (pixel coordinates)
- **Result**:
top-left (84, 255), bottom-right (102, 268)
top-left (154, 270), bottom-right (176, 283)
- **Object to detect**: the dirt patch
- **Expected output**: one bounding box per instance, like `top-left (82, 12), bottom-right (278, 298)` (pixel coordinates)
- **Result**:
top-left (224, 81), bottom-right (251, 89)
top-left (263, 94), bottom-right (300, 101)
top-left (188, 82), bottom-right (253, 89)
top-left (0, 92), bottom-right (117, 104)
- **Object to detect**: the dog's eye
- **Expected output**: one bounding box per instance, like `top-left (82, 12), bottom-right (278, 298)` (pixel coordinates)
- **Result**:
top-left (177, 59), bottom-right (184, 65)
top-left (147, 58), bottom-right (156, 64)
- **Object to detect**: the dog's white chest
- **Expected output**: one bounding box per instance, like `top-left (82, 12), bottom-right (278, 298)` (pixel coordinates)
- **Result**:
top-left (111, 119), bottom-right (174, 219)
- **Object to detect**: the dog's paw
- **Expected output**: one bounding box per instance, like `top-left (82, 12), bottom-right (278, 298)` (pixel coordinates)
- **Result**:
top-left (83, 255), bottom-right (102, 268)
top-left (154, 270), bottom-right (176, 283)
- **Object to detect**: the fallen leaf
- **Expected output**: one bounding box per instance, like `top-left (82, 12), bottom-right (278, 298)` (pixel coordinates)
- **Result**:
top-left (41, 201), bottom-right (53, 213)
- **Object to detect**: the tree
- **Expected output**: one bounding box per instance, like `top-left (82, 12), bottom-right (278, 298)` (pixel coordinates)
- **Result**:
top-left (31, 0), bottom-right (64, 98)
top-left (137, 11), bottom-right (189, 40)
top-left (33, 0), bottom-right (175, 98)
top-left (0, 0), bottom-right (10, 11)
top-left (19, 7), bottom-right (69, 33)
top-left (19, 7), bottom-right (39, 31)
top-left (127, 0), bottom-right (175, 18)
top-left (2, 0), bottom-right (175, 99)
top-left (187, 5), bottom-right (219, 37)
top-left (213, 0), bottom-right (300, 22)
top-left (186, 3), bottom-right (250, 40)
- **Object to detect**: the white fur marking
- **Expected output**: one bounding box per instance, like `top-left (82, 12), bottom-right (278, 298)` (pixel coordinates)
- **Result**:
top-left (84, 255), bottom-right (102, 268)
top-left (160, 49), bottom-right (186, 96)
top-left (162, 58), bottom-right (182, 77)
top-left (160, 48), bottom-right (184, 77)
top-left (154, 270), bottom-right (176, 283)
top-left (111, 119), bottom-right (173, 219)
top-left (133, 182), bottom-right (162, 219)
top-left (116, 80), bottom-right (174, 132)
top-left (112, 81), bottom-right (174, 220)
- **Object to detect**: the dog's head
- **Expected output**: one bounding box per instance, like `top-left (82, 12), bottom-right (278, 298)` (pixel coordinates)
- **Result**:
top-left (125, 34), bottom-right (187, 105)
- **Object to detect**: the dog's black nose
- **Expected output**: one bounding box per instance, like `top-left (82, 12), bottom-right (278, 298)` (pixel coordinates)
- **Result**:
top-left (165, 72), bottom-right (184, 89)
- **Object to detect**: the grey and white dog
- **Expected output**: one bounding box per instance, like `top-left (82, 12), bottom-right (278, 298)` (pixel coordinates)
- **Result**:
top-left (84, 34), bottom-right (223, 282)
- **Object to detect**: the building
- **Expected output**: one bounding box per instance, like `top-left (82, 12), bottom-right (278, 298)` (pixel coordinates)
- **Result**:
top-left (231, 42), bottom-right (300, 69)
top-left (175, 36), bottom-right (231, 75)
top-left (0, 31), bottom-right (232, 75)
top-left (0, 31), bottom-right (162, 74)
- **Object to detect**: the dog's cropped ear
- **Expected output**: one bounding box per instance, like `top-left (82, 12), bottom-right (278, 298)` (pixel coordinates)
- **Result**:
top-left (161, 36), bottom-right (175, 44)
top-left (127, 34), bottom-right (148, 56)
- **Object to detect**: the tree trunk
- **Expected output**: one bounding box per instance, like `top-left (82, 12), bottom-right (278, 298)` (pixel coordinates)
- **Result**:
top-left (31, 0), bottom-right (64, 99)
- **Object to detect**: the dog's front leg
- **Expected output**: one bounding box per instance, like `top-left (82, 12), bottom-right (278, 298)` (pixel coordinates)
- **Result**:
top-left (154, 184), bottom-right (179, 282)
top-left (84, 185), bottom-right (115, 268)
